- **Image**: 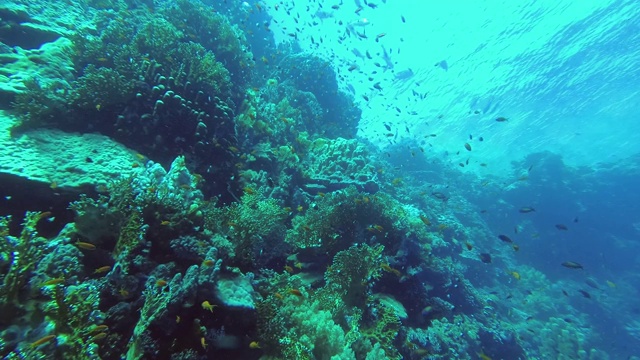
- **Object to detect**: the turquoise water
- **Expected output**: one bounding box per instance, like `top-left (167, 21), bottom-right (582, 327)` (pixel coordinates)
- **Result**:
top-left (1, 0), bottom-right (639, 359)
top-left (269, 0), bottom-right (640, 171)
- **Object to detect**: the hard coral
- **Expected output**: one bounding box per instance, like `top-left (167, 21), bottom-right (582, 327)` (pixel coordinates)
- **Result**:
top-left (323, 243), bottom-right (384, 308)
top-left (216, 192), bottom-right (289, 268)
top-left (0, 212), bottom-right (47, 318)
top-left (161, 0), bottom-right (253, 93)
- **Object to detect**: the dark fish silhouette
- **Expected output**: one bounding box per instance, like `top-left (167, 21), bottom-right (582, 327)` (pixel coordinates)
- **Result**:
top-left (561, 261), bottom-right (583, 269)
top-left (585, 277), bottom-right (600, 289)
top-left (578, 290), bottom-right (592, 299)
top-left (435, 60), bottom-right (448, 71)
top-left (479, 253), bottom-right (492, 263)
top-left (498, 234), bottom-right (513, 243)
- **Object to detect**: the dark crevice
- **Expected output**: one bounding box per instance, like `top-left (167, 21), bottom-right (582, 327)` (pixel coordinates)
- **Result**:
top-left (0, 7), bottom-right (61, 49)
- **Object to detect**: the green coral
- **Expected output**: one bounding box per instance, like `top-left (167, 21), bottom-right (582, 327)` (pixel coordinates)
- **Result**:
top-left (11, 77), bottom-right (72, 130)
top-left (216, 192), bottom-right (288, 267)
top-left (0, 212), bottom-right (47, 320)
top-left (256, 244), bottom-right (393, 359)
top-left (362, 301), bottom-right (402, 360)
top-left (14, 5), bottom-right (236, 130)
top-left (284, 186), bottom-right (419, 256)
top-left (70, 157), bottom-right (204, 270)
top-left (161, 0), bottom-right (254, 85)
top-left (406, 314), bottom-right (481, 359)
top-left (322, 243), bottom-right (384, 309)
top-left (0, 213), bottom-right (102, 359)
top-left (70, 65), bottom-right (136, 110)
top-left (257, 293), bottom-right (358, 360)
top-left (41, 283), bottom-right (103, 360)
top-left (285, 187), bottom-right (364, 251)
top-left (133, 17), bottom-right (183, 57)
top-left (535, 317), bottom-right (592, 360)
top-left (171, 41), bottom-right (232, 94)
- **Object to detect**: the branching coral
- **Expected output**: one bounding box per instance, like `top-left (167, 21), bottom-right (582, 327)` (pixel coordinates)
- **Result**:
top-left (207, 192), bottom-right (288, 267)
top-left (0, 212), bottom-right (47, 320)
top-left (161, 0), bottom-right (254, 89)
top-left (536, 317), bottom-right (590, 360)
top-left (70, 156), bottom-right (205, 271)
top-left (322, 243), bottom-right (384, 309)
top-left (69, 65), bottom-right (135, 110)
top-left (0, 214), bottom-right (104, 359)
top-left (41, 282), bottom-right (103, 360)
top-left (405, 314), bottom-right (481, 359)
top-left (126, 247), bottom-right (220, 360)
top-left (284, 186), bottom-right (425, 257)
top-left (257, 294), bottom-right (358, 360)
top-left (13, 6), bottom-right (239, 180)
top-left (361, 301), bottom-right (402, 360)
top-left (172, 41), bottom-right (231, 95)
top-left (255, 243), bottom-right (398, 359)
top-left (11, 77), bottom-right (72, 130)
top-left (284, 187), bottom-right (367, 251)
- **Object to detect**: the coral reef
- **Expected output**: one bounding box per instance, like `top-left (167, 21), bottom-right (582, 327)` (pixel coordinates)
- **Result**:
top-left (274, 53), bottom-right (361, 138)
top-left (0, 0), bottom-right (619, 359)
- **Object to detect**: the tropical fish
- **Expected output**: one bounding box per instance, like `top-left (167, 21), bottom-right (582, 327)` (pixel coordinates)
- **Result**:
top-left (436, 60), bottom-right (448, 71)
top-left (578, 290), bottom-right (591, 299)
top-left (498, 234), bottom-right (513, 243)
top-left (477, 350), bottom-right (492, 360)
top-left (519, 207), bottom-right (535, 213)
top-left (479, 253), bottom-right (492, 263)
top-left (421, 305), bottom-right (434, 317)
top-left (41, 277), bottom-right (65, 287)
top-left (419, 215), bottom-right (431, 226)
top-left (464, 143), bottom-right (472, 151)
top-left (30, 335), bottom-right (56, 348)
top-left (94, 266), bottom-right (111, 274)
top-left (75, 241), bottom-right (96, 250)
top-left (288, 289), bottom-right (303, 297)
top-left (431, 192), bottom-right (448, 201)
top-left (495, 117), bottom-right (508, 122)
top-left (555, 224), bottom-right (568, 230)
top-left (585, 277), bottom-right (600, 289)
top-left (201, 300), bottom-right (217, 312)
top-left (561, 261), bottom-right (583, 269)
top-left (90, 332), bottom-right (107, 342)
top-left (381, 264), bottom-right (402, 277)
